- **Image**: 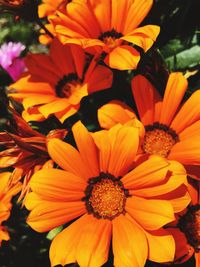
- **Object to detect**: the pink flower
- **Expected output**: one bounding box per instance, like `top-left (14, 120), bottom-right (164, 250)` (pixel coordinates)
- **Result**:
top-left (0, 42), bottom-right (26, 81)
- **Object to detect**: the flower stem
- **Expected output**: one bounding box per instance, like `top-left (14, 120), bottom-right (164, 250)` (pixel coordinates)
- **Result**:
top-left (36, 19), bottom-right (54, 39)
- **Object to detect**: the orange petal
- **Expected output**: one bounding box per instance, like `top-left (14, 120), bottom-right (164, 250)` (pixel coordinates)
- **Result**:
top-left (111, 0), bottom-right (133, 33)
top-left (72, 121), bottom-right (99, 177)
top-left (8, 73), bottom-right (55, 94)
top-left (122, 25), bottom-right (160, 52)
top-left (126, 196), bottom-right (175, 230)
top-left (159, 73), bottom-right (188, 126)
top-left (107, 124), bottom-right (139, 177)
top-left (29, 168), bottom-right (86, 201)
top-left (0, 226), bottom-right (9, 243)
top-left (168, 191), bottom-right (191, 213)
top-left (112, 215), bottom-right (148, 267)
top-left (133, 160), bottom-right (186, 198)
top-left (0, 172), bottom-right (11, 196)
top-left (131, 74), bottom-right (162, 125)
top-left (38, 99), bottom-right (69, 118)
top-left (169, 137), bottom-right (200, 165)
top-left (25, 192), bottom-right (85, 232)
top-left (76, 215), bottom-right (111, 267)
top-left (22, 108), bottom-right (45, 122)
top-left (70, 44), bottom-right (86, 79)
top-left (92, 130), bottom-right (111, 174)
top-left (66, 1), bottom-right (101, 37)
top-left (85, 64), bottom-right (113, 94)
top-left (122, 156), bottom-right (171, 189)
top-left (1, 181), bottom-right (21, 205)
top-left (104, 45), bottom-right (140, 70)
top-left (67, 84), bottom-right (88, 105)
top-left (50, 39), bottom-right (76, 76)
top-left (50, 215), bottom-right (86, 266)
top-left (23, 95), bottom-right (56, 110)
top-left (195, 253), bottom-right (200, 267)
top-left (50, 214), bottom-right (111, 267)
top-left (89, 0), bottom-right (111, 32)
top-left (55, 7), bottom-right (90, 37)
top-left (171, 90), bottom-right (200, 134)
top-left (179, 120), bottom-right (200, 141)
top-left (144, 228), bottom-right (175, 262)
top-left (0, 202), bottom-right (10, 222)
top-left (55, 105), bottom-right (79, 123)
top-left (25, 54), bottom-right (60, 82)
top-left (97, 100), bottom-right (136, 129)
top-left (123, 0), bottom-right (153, 33)
top-left (47, 138), bottom-right (91, 179)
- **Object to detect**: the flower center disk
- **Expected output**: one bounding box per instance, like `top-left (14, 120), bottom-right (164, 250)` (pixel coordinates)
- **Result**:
top-left (85, 177), bottom-right (127, 219)
top-left (143, 124), bottom-right (178, 157)
top-left (55, 73), bottom-right (80, 98)
top-left (99, 29), bottom-right (123, 50)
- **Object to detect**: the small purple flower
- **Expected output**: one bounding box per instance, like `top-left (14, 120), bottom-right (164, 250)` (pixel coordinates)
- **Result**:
top-left (0, 42), bottom-right (26, 81)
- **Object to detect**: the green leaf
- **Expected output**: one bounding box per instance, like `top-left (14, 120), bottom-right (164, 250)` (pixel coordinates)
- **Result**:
top-left (165, 45), bottom-right (200, 70)
top-left (46, 225), bottom-right (63, 240)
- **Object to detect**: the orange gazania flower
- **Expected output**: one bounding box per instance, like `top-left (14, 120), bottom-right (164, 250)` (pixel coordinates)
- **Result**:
top-left (38, 0), bottom-right (68, 18)
top-left (25, 121), bottom-right (190, 266)
top-left (98, 73), bottom-right (200, 179)
top-left (0, 109), bottom-right (67, 200)
top-left (49, 0), bottom-right (160, 70)
top-left (0, 172), bottom-right (21, 246)
top-left (8, 38), bottom-right (113, 123)
top-left (168, 183), bottom-right (200, 265)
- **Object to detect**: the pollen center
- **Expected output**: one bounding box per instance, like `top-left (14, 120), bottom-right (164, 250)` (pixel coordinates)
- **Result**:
top-left (143, 123), bottom-right (178, 157)
top-left (84, 175), bottom-right (127, 220)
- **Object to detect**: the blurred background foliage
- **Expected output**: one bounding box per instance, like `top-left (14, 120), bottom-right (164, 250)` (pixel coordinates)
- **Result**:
top-left (0, 0), bottom-right (199, 266)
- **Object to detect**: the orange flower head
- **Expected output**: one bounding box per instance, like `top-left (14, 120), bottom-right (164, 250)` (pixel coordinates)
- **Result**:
top-left (98, 72), bottom-right (200, 180)
top-left (49, 0), bottom-right (160, 70)
top-left (25, 121), bottom-right (190, 267)
top-left (8, 38), bottom-right (113, 123)
top-left (0, 109), bottom-right (67, 200)
top-left (0, 0), bottom-right (39, 22)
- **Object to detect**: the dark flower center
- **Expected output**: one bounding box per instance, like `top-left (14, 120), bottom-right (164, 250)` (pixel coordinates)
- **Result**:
top-left (55, 73), bottom-right (80, 98)
top-left (99, 29), bottom-right (123, 49)
top-left (178, 204), bottom-right (200, 252)
top-left (83, 173), bottom-right (129, 220)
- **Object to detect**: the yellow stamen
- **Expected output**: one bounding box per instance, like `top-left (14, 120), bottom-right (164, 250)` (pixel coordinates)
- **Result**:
top-left (143, 128), bottom-right (176, 157)
top-left (88, 178), bottom-right (126, 219)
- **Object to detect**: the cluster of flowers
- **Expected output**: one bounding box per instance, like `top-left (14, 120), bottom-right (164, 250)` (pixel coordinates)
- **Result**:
top-left (0, 0), bottom-right (199, 266)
